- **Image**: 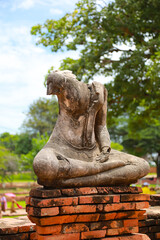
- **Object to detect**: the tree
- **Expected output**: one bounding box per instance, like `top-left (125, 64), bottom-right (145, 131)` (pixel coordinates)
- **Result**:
top-left (31, 0), bottom-right (160, 124)
top-left (0, 132), bottom-right (18, 152)
top-left (20, 133), bottom-right (49, 180)
top-left (22, 97), bottom-right (59, 136)
top-left (31, 0), bottom-right (160, 175)
top-left (0, 132), bottom-right (32, 155)
top-left (0, 146), bottom-right (19, 183)
top-left (14, 133), bottom-right (32, 155)
top-left (122, 117), bottom-right (160, 177)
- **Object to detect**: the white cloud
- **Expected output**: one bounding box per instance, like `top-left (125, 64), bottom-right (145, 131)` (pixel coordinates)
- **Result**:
top-left (50, 8), bottom-right (63, 15)
top-left (0, 0), bottom-right (112, 134)
top-left (11, 0), bottom-right (34, 10)
top-left (10, 0), bottom-right (78, 11)
top-left (0, 21), bottom-right (80, 133)
top-left (18, 0), bottom-right (34, 9)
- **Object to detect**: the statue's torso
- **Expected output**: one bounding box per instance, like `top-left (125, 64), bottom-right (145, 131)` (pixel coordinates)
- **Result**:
top-left (47, 81), bottom-right (105, 161)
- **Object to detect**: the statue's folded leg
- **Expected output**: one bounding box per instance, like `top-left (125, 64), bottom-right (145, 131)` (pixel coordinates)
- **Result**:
top-left (55, 149), bottom-right (150, 187)
top-left (34, 147), bottom-right (126, 187)
top-left (34, 147), bottom-right (149, 188)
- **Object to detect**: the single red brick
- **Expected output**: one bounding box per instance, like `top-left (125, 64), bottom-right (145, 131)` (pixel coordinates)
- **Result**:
top-left (150, 194), bottom-right (160, 200)
top-left (101, 233), bottom-right (150, 240)
top-left (90, 222), bottom-right (107, 231)
top-left (121, 194), bottom-right (150, 202)
top-left (124, 226), bottom-right (139, 234)
top-left (139, 221), bottom-right (146, 227)
top-left (113, 195), bottom-right (120, 203)
top-left (139, 226), bottom-right (149, 234)
top-left (106, 226), bottom-right (138, 236)
top-left (137, 187), bottom-right (143, 193)
top-left (61, 188), bottom-right (75, 196)
top-left (75, 187), bottom-right (98, 195)
top-left (0, 227), bottom-right (18, 235)
top-left (62, 223), bottom-right (89, 233)
top-left (104, 202), bottom-right (136, 212)
top-left (27, 206), bottom-right (59, 217)
top-left (132, 233), bottom-right (151, 240)
top-left (25, 196), bottom-right (30, 205)
top-left (135, 202), bottom-right (149, 210)
top-left (156, 232), bottom-right (160, 238)
top-left (109, 186), bottom-right (141, 194)
top-left (76, 213), bottom-right (100, 222)
top-left (138, 214), bottom-right (147, 220)
top-left (108, 220), bottom-right (124, 229)
top-left (30, 232), bottom-right (37, 240)
top-left (130, 187), bottom-right (142, 193)
top-left (137, 210), bottom-right (146, 217)
top-left (18, 224), bottom-right (36, 232)
top-left (100, 212), bottom-right (117, 221)
top-left (142, 219), bottom-right (157, 227)
top-left (37, 232), bottom-right (80, 240)
top-left (30, 197), bottom-right (78, 208)
top-left (149, 225), bottom-right (160, 232)
top-left (79, 195), bottom-right (112, 204)
top-left (60, 205), bottom-right (96, 214)
top-left (90, 220), bottom-right (123, 230)
top-left (123, 219), bottom-right (138, 227)
top-left (30, 188), bottom-right (61, 198)
top-left (28, 214), bottom-right (78, 226)
top-left (0, 233), bottom-right (29, 240)
top-left (113, 210), bottom-right (146, 220)
top-left (36, 225), bottom-right (62, 235)
top-left (97, 187), bottom-right (109, 194)
top-left (81, 230), bottom-right (106, 239)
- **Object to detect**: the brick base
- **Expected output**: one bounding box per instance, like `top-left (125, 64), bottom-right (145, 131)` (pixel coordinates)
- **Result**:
top-left (26, 186), bottom-right (151, 240)
top-left (0, 217), bottom-right (36, 240)
top-left (139, 205), bottom-right (160, 240)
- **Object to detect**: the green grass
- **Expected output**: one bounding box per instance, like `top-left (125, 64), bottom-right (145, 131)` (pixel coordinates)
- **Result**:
top-left (3, 215), bottom-right (23, 218)
top-left (0, 172), bottom-right (35, 183)
top-left (11, 172), bottom-right (34, 182)
top-left (7, 201), bottom-right (26, 209)
top-left (0, 188), bottom-right (30, 194)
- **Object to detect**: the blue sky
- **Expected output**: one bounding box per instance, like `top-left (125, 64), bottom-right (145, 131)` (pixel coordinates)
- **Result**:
top-left (0, 0), bottom-right (112, 134)
top-left (0, 0), bottom-right (80, 134)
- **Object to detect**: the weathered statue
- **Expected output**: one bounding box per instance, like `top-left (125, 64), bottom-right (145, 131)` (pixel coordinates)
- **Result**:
top-left (33, 70), bottom-right (150, 188)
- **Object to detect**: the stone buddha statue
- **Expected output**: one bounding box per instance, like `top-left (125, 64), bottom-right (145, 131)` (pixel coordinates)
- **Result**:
top-left (33, 70), bottom-right (150, 188)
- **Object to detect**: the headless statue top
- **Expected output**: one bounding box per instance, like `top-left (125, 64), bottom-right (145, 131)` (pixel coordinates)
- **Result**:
top-left (33, 70), bottom-right (150, 188)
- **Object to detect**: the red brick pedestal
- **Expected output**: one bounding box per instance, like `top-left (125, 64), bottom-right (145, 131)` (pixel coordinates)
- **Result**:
top-left (26, 186), bottom-right (151, 240)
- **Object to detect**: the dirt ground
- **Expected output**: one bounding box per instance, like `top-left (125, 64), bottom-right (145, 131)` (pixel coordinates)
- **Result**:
top-left (1, 208), bottom-right (27, 217)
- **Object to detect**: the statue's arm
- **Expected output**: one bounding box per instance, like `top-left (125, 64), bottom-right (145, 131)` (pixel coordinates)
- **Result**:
top-left (95, 87), bottom-right (111, 162)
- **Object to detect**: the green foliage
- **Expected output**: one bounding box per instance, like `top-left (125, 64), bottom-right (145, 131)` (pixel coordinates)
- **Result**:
top-left (22, 97), bottom-right (59, 136)
top-left (31, 0), bottom-right (160, 121)
top-left (14, 133), bottom-right (32, 155)
top-left (8, 172), bottom-right (34, 182)
top-left (0, 132), bottom-right (32, 155)
top-left (111, 142), bottom-right (123, 151)
top-left (26, 0), bottom-right (160, 176)
top-left (0, 146), bottom-right (20, 183)
top-left (20, 133), bottom-right (49, 180)
top-left (0, 132), bottom-right (18, 152)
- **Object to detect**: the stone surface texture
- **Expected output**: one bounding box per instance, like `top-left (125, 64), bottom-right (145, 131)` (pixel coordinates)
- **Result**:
top-left (33, 70), bottom-right (150, 188)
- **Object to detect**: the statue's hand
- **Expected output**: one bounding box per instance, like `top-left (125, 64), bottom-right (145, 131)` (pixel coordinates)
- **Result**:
top-left (95, 146), bottom-right (110, 163)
